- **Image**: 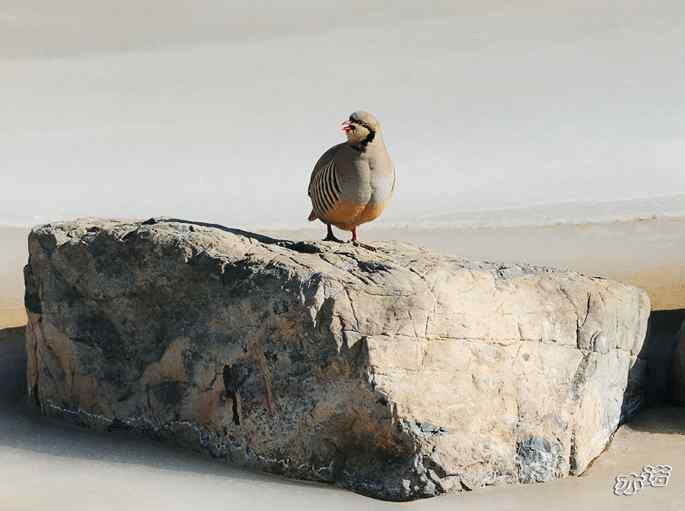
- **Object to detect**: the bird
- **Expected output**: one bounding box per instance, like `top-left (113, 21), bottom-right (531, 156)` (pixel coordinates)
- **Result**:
top-left (307, 111), bottom-right (395, 248)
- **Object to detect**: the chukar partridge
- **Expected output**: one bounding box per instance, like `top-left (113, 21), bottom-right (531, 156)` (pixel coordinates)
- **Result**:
top-left (307, 111), bottom-right (395, 245)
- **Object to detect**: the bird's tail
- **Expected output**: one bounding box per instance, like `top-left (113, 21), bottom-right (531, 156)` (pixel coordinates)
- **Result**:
top-left (307, 210), bottom-right (317, 222)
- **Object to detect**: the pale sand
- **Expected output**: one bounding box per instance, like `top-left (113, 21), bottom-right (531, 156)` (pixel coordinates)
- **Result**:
top-left (0, 226), bottom-right (29, 328)
top-left (0, 326), bottom-right (683, 510)
top-left (0, 307), bottom-right (27, 329)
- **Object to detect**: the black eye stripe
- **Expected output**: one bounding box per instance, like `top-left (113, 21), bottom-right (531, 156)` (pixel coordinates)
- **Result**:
top-left (350, 119), bottom-right (372, 131)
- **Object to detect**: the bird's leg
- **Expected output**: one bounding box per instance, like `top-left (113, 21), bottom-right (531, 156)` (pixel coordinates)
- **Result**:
top-left (323, 223), bottom-right (343, 242)
top-left (350, 227), bottom-right (377, 251)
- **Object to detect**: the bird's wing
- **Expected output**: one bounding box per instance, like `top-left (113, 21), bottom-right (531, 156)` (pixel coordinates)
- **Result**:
top-left (308, 144), bottom-right (345, 220)
top-left (308, 144), bottom-right (342, 197)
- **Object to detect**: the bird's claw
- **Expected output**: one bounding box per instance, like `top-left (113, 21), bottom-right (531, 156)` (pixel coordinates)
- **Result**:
top-left (323, 235), bottom-right (344, 243)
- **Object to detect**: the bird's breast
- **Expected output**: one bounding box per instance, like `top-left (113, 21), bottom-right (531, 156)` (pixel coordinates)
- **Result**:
top-left (368, 168), bottom-right (395, 205)
top-left (338, 160), bottom-right (394, 206)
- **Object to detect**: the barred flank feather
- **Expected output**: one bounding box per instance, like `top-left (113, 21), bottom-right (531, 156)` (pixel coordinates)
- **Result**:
top-left (308, 160), bottom-right (341, 220)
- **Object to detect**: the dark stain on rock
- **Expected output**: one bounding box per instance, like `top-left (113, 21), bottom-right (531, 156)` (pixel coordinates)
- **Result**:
top-left (272, 300), bottom-right (289, 315)
top-left (357, 260), bottom-right (392, 273)
top-left (23, 264), bottom-right (42, 314)
top-left (221, 259), bottom-right (256, 294)
top-left (402, 419), bottom-right (449, 437)
top-left (418, 421), bottom-right (449, 436)
top-left (35, 232), bottom-right (58, 255)
top-left (569, 431), bottom-right (578, 474)
top-left (223, 364), bottom-right (251, 426)
top-left (150, 381), bottom-right (183, 406)
top-left (116, 387), bottom-right (135, 403)
top-left (188, 250), bottom-right (225, 278)
top-left (516, 436), bottom-right (562, 483)
top-left (285, 241), bottom-right (322, 254)
top-left (223, 363), bottom-right (251, 392)
top-left (122, 229), bottom-right (139, 242)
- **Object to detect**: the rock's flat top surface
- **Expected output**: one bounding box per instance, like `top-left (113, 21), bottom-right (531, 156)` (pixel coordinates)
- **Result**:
top-left (24, 218), bottom-right (651, 500)
top-left (263, 216), bottom-right (685, 312)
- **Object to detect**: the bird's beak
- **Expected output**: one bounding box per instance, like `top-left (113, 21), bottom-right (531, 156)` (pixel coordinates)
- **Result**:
top-left (341, 121), bottom-right (354, 133)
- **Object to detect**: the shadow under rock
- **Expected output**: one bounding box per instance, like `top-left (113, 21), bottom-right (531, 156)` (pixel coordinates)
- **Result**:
top-left (624, 406), bottom-right (685, 435)
top-left (620, 309), bottom-right (685, 433)
top-left (0, 326), bottom-right (331, 492)
top-left (642, 309), bottom-right (685, 405)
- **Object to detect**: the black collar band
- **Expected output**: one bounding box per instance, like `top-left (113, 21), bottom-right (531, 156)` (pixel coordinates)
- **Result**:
top-left (351, 128), bottom-right (375, 152)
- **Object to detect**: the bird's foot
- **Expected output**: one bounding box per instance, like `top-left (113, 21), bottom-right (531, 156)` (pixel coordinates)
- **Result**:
top-left (351, 240), bottom-right (377, 251)
top-left (322, 234), bottom-right (344, 243)
top-left (322, 224), bottom-right (344, 243)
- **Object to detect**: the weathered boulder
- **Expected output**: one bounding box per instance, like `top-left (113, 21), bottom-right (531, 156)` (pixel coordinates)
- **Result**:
top-left (24, 218), bottom-right (650, 501)
top-left (672, 321), bottom-right (685, 404)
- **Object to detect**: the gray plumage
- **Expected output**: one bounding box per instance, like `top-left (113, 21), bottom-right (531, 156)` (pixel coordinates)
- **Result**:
top-left (307, 111), bottom-right (395, 241)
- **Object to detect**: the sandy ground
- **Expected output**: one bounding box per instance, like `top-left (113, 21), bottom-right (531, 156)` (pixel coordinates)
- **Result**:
top-left (0, 226), bottom-right (28, 328)
top-left (0, 326), bottom-right (683, 510)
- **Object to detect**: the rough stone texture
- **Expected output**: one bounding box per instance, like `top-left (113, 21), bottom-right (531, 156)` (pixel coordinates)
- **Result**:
top-left (672, 321), bottom-right (685, 404)
top-left (24, 218), bottom-right (651, 501)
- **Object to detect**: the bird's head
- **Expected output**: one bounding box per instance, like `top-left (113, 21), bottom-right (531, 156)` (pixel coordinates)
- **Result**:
top-left (341, 111), bottom-right (381, 145)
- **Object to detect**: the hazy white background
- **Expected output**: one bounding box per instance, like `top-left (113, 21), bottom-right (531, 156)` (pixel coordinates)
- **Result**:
top-left (2, 1), bottom-right (685, 228)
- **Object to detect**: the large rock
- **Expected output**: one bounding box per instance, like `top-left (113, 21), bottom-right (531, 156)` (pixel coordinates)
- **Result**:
top-left (24, 218), bottom-right (650, 501)
top-left (672, 321), bottom-right (685, 404)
